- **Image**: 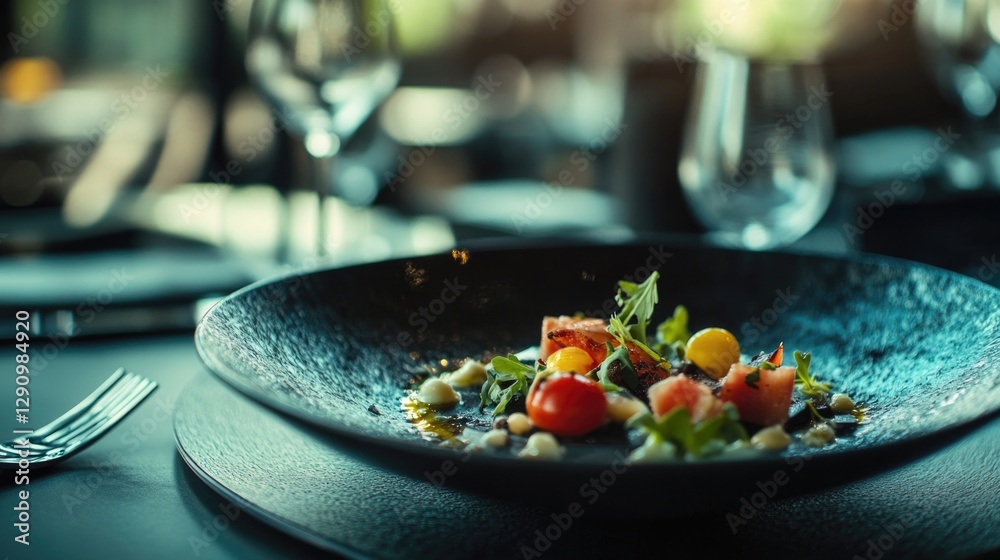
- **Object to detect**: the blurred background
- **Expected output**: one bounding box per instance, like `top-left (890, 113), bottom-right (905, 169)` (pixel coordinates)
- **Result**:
top-left (3, 0), bottom-right (1000, 338)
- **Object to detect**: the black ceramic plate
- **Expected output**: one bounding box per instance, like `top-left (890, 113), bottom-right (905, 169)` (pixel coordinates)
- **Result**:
top-left (195, 241), bottom-right (1000, 508)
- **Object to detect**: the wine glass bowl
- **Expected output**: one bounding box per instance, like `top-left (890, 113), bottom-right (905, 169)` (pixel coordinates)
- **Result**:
top-left (245, 0), bottom-right (400, 259)
top-left (247, 0), bottom-right (399, 140)
top-left (678, 49), bottom-right (836, 249)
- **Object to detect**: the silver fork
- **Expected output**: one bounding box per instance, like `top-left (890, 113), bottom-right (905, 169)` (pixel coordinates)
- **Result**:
top-left (0, 368), bottom-right (157, 468)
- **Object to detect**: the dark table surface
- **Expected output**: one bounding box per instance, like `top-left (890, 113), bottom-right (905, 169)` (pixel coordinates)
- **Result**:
top-left (0, 334), bottom-right (327, 560)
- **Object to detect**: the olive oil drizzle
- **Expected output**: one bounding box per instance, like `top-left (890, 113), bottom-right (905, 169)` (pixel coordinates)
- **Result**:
top-left (401, 395), bottom-right (464, 443)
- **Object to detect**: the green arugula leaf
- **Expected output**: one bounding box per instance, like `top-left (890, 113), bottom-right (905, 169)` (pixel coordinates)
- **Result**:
top-left (592, 343), bottom-right (638, 392)
top-left (479, 354), bottom-right (537, 416)
top-left (608, 316), bottom-right (666, 364)
top-left (626, 403), bottom-right (748, 457)
top-left (615, 274), bottom-right (659, 330)
top-left (652, 305), bottom-right (690, 362)
top-left (611, 272), bottom-right (660, 347)
top-left (759, 361), bottom-right (776, 371)
top-left (492, 354), bottom-right (536, 377)
top-left (744, 368), bottom-right (761, 389)
top-left (624, 409), bottom-right (662, 434)
top-left (690, 403), bottom-right (749, 451)
top-left (656, 305), bottom-right (691, 346)
top-left (793, 350), bottom-right (831, 398)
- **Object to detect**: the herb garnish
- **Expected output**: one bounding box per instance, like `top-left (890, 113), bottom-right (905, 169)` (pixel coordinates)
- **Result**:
top-left (479, 354), bottom-right (537, 416)
top-left (654, 305), bottom-right (691, 360)
top-left (744, 368), bottom-right (761, 389)
top-left (805, 401), bottom-right (831, 425)
top-left (627, 403), bottom-right (749, 457)
top-left (793, 350), bottom-right (831, 398)
top-left (607, 272), bottom-right (667, 364)
top-left (591, 343), bottom-right (638, 392)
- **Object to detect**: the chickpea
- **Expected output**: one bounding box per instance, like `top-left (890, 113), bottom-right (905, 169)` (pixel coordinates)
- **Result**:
top-left (751, 425), bottom-right (792, 451)
top-left (829, 393), bottom-right (855, 414)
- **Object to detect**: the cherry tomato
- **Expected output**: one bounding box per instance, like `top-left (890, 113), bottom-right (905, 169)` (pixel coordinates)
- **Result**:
top-left (526, 373), bottom-right (607, 437)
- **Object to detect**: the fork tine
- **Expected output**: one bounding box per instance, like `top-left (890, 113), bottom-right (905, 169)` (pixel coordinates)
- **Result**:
top-left (40, 372), bottom-right (144, 443)
top-left (58, 380), bottom-right (158, 455)
top-left (47, 377), bottom-right (154, 447)
top-left (34, 368), bottom-right (128, 438)
top-left (0, 369), bottom-right (158, 469)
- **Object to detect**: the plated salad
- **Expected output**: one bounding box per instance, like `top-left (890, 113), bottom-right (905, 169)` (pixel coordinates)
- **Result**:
top-left (404, 270), bottom-right (862, 461)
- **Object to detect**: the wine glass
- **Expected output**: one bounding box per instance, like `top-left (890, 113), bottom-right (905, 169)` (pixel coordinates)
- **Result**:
top-left (915, 0), bottom-right (1000, 119)
top-left (678, 49), bottom-right (835, 249)
top-left (246, 0), bottom-right (400, 261)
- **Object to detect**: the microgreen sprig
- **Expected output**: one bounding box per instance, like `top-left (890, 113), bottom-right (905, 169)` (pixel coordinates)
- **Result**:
top-left (607, 272), bottom-right (667, 364)
top-left (793, 350), bottom-right (831, 398)
top-left (479, 354), bottom-right (537, 416)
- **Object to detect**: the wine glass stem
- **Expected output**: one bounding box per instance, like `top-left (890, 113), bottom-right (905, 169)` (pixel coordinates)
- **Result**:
top-left (304, 129), bottom-right (342, 260)
top-left (313, 152), bottom-right (336, 258)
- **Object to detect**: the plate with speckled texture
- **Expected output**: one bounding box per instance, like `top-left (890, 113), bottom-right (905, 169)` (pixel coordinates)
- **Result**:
top-left (194, 240), bottom-right (1000, 510)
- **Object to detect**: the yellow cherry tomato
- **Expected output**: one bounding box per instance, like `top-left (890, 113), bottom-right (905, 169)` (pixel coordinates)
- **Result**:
top-left (685, 328), bottom-right (740, 380)
top-left (545, 346), bottom-right (595, 374)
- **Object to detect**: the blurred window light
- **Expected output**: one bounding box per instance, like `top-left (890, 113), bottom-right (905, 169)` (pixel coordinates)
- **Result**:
top-left (955, 64), bottom-right (997, 118)
top-left (670, 0), bottom-right (866, 61)
top-left (339, 162), bottom-right (379, 206)
top-left (473, 55), bottom-right (532, 119)
top-left (380, 87), bottom-right (487, 146)
top-left (394, 0), bottom-right (476, 55)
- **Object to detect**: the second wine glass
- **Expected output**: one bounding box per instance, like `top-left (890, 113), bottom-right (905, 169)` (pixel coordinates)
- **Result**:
top-left (678, 49), bottom-right (835, 250)
top-left (246, 0), bottom-right (401, 261)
